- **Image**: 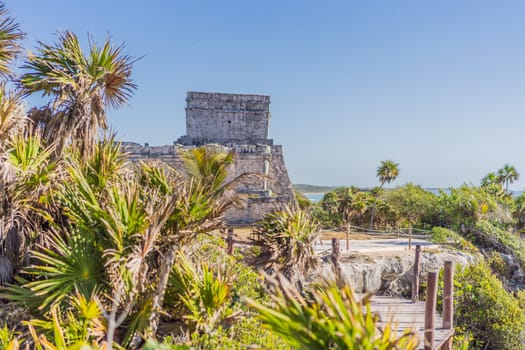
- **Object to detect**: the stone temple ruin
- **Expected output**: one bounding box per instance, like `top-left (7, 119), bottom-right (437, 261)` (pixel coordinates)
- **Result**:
top-left (125, 91), bottom-right (294, 224)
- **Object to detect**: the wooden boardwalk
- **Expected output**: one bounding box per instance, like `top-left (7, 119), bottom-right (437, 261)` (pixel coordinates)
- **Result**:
top-left (369, 296), bottom-right (454, 350)
top-left (224, 231), bottom-right (455, 350)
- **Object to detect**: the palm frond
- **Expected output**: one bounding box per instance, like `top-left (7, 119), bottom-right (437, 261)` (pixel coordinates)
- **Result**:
top-left (248, 274), bottom-right (420, 350)
top-left (20, 31), bottom-right (136, 156)
top-left (0, 4), bottom-right (24, 79)
top-left (252, 206), bottom-right (320, 287)
top-left (0, 85), bottom-right (26, 147)
top-left (3, 230), bottom-right (105, 313)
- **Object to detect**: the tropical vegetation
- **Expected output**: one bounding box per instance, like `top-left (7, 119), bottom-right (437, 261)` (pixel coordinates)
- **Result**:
top-left (0, 4), bottom-right (422, 350)
top-left (2, 3), bottom-right (525, 349)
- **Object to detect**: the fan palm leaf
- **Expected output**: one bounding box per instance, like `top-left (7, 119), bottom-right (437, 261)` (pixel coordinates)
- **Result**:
top-left (3, 230), bottom-right (105, 313)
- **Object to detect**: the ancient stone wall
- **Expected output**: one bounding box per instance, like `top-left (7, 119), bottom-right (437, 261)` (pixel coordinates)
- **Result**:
top-left (179, 92), bottom-right (271, 145)
top-left (125, 92), bottom-right (294, 224)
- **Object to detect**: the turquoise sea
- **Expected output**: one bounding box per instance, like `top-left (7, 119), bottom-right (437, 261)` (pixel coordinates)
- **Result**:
top-left (304, 193), bottom-right (325, 202)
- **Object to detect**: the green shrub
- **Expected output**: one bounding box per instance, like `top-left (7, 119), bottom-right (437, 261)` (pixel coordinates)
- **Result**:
top-left (430, 227), bottom-right (457, 243)
top-left (186, 319), bottom-right (291, 350)
top-left (430, 227), bottom-right (477, 252)
top-left (294, 190), bottom-right (312, 210)
top-left (468, 220), bottom-right (525, 267)
top-left (385, 183), bottom-right (439, 226)
top-left (454, 262), bottom-right (525, 349)
top-left (487, 251), bottom-right (513, 279)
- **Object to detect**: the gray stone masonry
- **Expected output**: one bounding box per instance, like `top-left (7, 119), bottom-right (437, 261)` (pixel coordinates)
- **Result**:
top-left (125, 92), bottom-right (294, 224)
top-left (178, 91), bottom-right (271, 146)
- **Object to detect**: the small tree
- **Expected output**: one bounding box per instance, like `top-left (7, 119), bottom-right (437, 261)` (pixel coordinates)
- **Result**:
top-left (370, 160), bottom-right (399, 229)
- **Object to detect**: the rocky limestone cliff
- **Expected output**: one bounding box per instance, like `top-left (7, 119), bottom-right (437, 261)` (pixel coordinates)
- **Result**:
top-left (316, 249), bottom-right (476, 296)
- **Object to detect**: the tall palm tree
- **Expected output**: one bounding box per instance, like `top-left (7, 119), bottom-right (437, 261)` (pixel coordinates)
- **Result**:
top-left (0, 3), bottom-right (24, 79)
top-left (497, 164), bottom-right (519, 194)
top-left (21, 31), bottom-right (136, 156)
top-left (370, 160), bottom-right (399, 229)
top-left (147, 146), bottom-right (238, 337)
top-left (377, 159), bottom-right (400, 188)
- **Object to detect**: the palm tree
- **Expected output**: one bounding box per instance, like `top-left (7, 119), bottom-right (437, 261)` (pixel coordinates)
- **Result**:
top-left (481, 172), bottom-right (499, 187)
top-left (370, 160), bottom-right (399, 229)
top-left (147, 146), bottom-right (238, 337)
top-left (377, 159), bottom-right (400, 188)
top-left (0, 3), bottom-right (24, 79)
top-left (497, 164), bottom-right (519, 194)
top-left (181, 145), bottom-right (235, 196)
top-left (21, 31), bottom-right (136, 156)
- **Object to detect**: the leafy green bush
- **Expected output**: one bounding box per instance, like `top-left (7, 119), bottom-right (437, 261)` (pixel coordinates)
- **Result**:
top-left (384, 183), bottom-right (439, 226)
top-left (454, 262), bottom-right (525, 350)
top-left (294, 190), bottom-right (312, 210)
top-left (430, 227), bottom-right (457, 243)
top-left (437, 185), bottom-right (513, 228)
top-left (487, 252), bottom-right (514, 279)
top-left (430, 227), bottom-right (477, 252)
top-left (468, 220), bottom-right (525, 267)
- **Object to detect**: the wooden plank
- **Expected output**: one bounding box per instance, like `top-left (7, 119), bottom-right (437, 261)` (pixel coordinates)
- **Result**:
top-left (366, 296), bottom-right (454, 350)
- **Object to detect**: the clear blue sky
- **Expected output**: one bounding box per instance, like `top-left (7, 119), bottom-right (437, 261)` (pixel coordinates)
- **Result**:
top-left (7, 1), bottom-right (525, 189)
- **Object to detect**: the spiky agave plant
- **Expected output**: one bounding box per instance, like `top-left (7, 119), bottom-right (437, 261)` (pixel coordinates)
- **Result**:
top-left (169, 251), bottom-right (236, 334)
top-left (0, 128), bottom-right (56, 281)
top-left (252, 205), bottom-right (320, 289)
top-left (248, 274), bottom-right (419, 350)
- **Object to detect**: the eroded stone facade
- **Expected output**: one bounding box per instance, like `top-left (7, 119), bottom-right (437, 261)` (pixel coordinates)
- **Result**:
top-left (125, 91), bottom-right (294, 224)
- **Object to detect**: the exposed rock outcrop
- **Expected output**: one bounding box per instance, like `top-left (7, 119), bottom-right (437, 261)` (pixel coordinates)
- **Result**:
top-left (317, 249), bottom-right (476, 296)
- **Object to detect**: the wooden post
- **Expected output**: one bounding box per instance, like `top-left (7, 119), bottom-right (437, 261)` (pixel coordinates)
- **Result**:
top-left (411, 245), bottom-right (421, 302)
top-left (397, 222), bottom-right (400, 239)
top-left (331, 238), bottom-right (341, 285)
top-left (408, 225), bottom-right (413, 250)
top-left (227, 228), bottom-right (234, 255)
top-left (442, 261), bottom-right (455, 350)
top-left (442, 261), bottom-right (454, 328)
top-left (331, 238), bottom-right (340, 266)
top-left (346, 224), bottom-right (350, 251)
top-left (424, 271), bottom-right (438, 350)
